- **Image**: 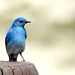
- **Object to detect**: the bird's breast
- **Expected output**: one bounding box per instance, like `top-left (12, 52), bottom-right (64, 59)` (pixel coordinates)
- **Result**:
top-left (9, 27), bottom-right (26, 48)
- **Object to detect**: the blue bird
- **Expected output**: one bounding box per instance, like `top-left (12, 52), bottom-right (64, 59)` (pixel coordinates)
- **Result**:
top-left (5, 17), bottom-right (31, 61)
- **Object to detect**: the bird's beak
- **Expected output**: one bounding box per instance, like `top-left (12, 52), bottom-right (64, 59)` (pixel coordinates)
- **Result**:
top-left (26, 21), bottom-right (31, 23)
top-left (24, 21), bottom-right (31, 25)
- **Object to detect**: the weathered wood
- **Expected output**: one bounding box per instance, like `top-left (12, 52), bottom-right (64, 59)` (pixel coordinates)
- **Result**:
top-left (0, 61), bottom-right (39, 75)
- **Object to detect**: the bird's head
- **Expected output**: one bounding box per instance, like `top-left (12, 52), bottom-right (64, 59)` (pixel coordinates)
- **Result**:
top-left (12, 17), bottom-right (31, 27)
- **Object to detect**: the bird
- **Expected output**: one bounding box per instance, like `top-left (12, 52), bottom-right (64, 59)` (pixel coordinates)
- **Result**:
top-left (5, 17), bottom-right (31, 61)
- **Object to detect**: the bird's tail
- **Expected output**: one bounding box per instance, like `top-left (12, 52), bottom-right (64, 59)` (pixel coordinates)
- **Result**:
top-left (8, 54), bottom-right (18, 61)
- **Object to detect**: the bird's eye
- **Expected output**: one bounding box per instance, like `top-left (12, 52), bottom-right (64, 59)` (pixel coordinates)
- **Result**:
top-left (19, 20), bottom-right (23, 23)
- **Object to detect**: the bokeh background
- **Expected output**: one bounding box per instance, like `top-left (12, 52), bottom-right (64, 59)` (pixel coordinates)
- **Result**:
top-left (0, 0), bottom-right (75, 75)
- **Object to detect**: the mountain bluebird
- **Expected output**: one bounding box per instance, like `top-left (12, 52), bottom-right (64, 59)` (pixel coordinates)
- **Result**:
top-left (5, 17), bottom-right (31, 61)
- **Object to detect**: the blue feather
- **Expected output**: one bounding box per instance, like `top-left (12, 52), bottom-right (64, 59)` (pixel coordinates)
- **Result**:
top-left (5, 17), bottom-right (31, 61)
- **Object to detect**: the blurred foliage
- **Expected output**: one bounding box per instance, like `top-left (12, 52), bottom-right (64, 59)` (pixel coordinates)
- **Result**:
top-left (44, 21), bottom-right (75, 45)
top-left (53, 21), bottom-right (75, 30)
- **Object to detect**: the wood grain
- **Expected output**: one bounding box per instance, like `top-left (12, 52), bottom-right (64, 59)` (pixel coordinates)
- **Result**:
top-left (0, 61), bottom-right (39, 75)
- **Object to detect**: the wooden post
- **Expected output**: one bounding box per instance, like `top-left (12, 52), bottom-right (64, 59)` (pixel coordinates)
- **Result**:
top-left (0, 61), bottom-right (39, 75)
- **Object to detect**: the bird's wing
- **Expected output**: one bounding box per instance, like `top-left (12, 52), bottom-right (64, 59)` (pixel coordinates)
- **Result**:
top-left (25, 30), bottom-right (27, 39)
top-left (24, 28), bottom-right (27, 39)
top-left (5, 29), bottom-right (13, 48)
